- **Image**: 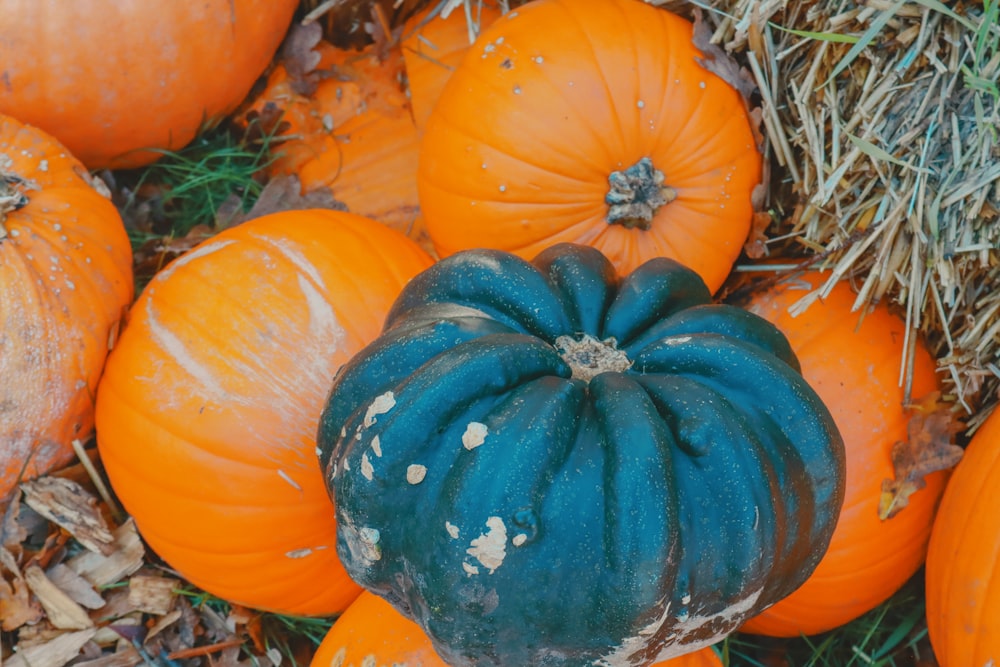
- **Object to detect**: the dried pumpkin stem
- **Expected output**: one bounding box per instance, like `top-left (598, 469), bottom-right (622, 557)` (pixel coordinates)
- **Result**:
top-left (605, 157), bottom-right (677, 230)
top-left (554, 334), bottom-right (632, 382)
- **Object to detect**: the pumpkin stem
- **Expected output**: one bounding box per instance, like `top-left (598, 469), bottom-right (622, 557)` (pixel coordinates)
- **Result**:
top-left (554, 334), bottom-right (632, 382)
top-left (605, 157), bottom-right (677, 230)
top-left (0, 171), bottom-right (29, 235)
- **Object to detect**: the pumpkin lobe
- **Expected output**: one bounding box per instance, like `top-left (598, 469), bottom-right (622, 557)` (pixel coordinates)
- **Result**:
top-left (605, 157), bottom-right (677, 230)
top-left (554, 333), bottom-right (631, 381)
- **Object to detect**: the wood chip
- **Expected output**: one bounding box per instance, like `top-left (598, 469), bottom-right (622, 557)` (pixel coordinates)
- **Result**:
top-left (46, 563), bottom-right (107, 610)
top-left (72, 645), bottom-right (144, 667)
top-left (20, 477), bottom-right (115, 555)
top-left (127, 575), bottom-right (178, 615)
top-left (23, 564), bottom-right (94, 630)
top-left (3, 629), bottom-right (97, 667)
top-left (65, 519), bottom-right (145, 588)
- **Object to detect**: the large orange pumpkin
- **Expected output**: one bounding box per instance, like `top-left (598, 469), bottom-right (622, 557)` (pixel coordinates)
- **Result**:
top-left (0, 114), bottom-right (133, 503)
top-left (417, 0), bottom-right (762, 292)
top-left (310, 591), bottom-right (723, 667)
top-left (737, 269), bottom-right (947, 636)
top-left (0, 0), bottom-right (299, 170)
top-left (94, 210), bottom-right (432, 615)
top-left (925, 408), bottom-right (998, 666)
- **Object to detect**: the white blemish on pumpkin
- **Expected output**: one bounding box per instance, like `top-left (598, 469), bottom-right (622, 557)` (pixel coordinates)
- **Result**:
top-left (329, 647), bottom-right (346, 667)
top-left (315, 447), bottom-right (323, 458)
top-left (340, 516), bottom-right (382, 566)
top-left (664, 335), bottom-right (692, 345)
top-left (499, 184), bottom-right (507, 192)
top-left (596, 587), bottom-right (765, 667)
top-left (467, 516), bottom-right (507, 574)
top-left (277, 469), bottom-right (303, 491)
top-left (637, 100), bottom-right (645, 109)
top-left (699, 81), bottom-right (707, 89)
top-left (364, 392), bottom-right (396, 427)
top-left (512, 85), bottom-right (522, 95)
top-left (155, 239), bottom-right (236, 282)
top-left (145, 299), bottom-right (235, 400)
top-left (533, 55), bottom-right (543, 63)
top-left (360, 655), bottom-right (376, 667)
top-left (512, 534), bottom-right (528, 547)
top-left (343, 459), bottom-right (351, 472)
top-left (340, 426), bottom-right (346, 438)
top-left (258, 234), bottom-right (328, 289)
top-left (753, 505), bottom-right (760, 531)
top-left (371, 435), bottom-right (382, 457)
top-left (462, 562), bottom-right (480, 576)
top-left (360, 453), bottom-right (374, 481)
top-left (285, 547), bottom-right (313, 558)
top-left (681, 593), bottom-right (691, 605)
top-left (296, 273), bottom-right (343, 342)
top-left (462, 422), bottom-right (488, 450)
top-left (446, 522), bottom-right (460, 539)
top-left (406, 464), bottom-right (427, 484)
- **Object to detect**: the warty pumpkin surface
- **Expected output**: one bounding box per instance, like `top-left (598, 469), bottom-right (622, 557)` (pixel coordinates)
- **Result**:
top-left (317, 243), bottom-right (845, 666)
top-left (310, 591), bottom-right (724, 667)
top-left (0, 0), bottom-right (298, 170)
top-left (0, 114), bottom-right (133, 503)
top-left (738, 269), bottom-right (947, 636)
top-left (925, 407), bottom-right (997, 666)
top-left (95, 210), bottom-right (432, 615)
top-left (417, 0), bottom-right (762, 292)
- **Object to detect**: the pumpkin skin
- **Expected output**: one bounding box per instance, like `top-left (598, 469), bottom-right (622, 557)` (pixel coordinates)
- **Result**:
top-left (0, 0), bottom-right (299, 169)
top-left (925, 409), bottom-right (998, 666)
top-left (417, 0), bottom-right (762, 292)
top-left (310, 591), bottom-right (723, 667)
top-left (0, 114), bottom-right (133, 503)
top-left (737, 270), bottom-right (946, 636)
top-left (95, 210), bottom-right (432, 615)
top-left (317, 244), bottom-right (845, 666)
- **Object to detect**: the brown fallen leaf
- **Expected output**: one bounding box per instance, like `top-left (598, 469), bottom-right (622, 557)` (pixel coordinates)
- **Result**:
top-left (19, 477), bottom-right (115, 556)
top-left (691, 7), bottom-right (759, 103)
top-left (1, 546), bottom-right (44, 631)
top-left (879, 392), bottom-right (964, 520)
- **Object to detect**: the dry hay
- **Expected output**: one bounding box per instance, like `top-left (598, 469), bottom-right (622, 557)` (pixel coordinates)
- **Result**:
top-left (643, 0), bottom-right (1000, 428)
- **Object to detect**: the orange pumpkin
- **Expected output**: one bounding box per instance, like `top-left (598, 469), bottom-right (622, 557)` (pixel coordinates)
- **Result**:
top-left (401, 2), bottom-right (503, 132)
top-left (0, 114), bottom-right (133, 503)
top-left (737, 269), bottom-right (947, 636)
top-left (0, 0), bottom-right (299, 170)
top-left (925, 409), bottom-right (997, 666)
top-left (310, 591), bottom-right (723, 667)
top-left (417, 0), bottom-right (762, 292)
top-left (247, 34), bottom-right (422, 235)
top-left (94, 210), bottom-right (433, 615)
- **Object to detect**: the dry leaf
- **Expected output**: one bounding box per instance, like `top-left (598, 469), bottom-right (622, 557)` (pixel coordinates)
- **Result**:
top-left (879, 392), bottom-right (964, 520)
top-left (20, 477), bottom-right (115, 556)
top-left (280, 22), bottom-right (325, 94)
top-left (744, 211), bottom-right (774, 259)
top-left (691, 7), bottom-right (758, 102)
top-left (1, 547), bottom-right (44, 631)
top-left (2, 628), bottom-right (97, 667)
top-left (73, 644), bottom-right (143, 667)
top-left (23, 563), bottom-right (94, 630)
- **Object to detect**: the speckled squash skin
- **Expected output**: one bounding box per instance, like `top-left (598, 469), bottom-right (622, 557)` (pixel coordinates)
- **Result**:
top-left (317, 244), bottom-right (844, 666)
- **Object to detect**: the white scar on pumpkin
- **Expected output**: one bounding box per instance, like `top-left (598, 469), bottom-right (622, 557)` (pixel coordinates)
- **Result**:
top-left (340, 515), bottom-right (381, 567)
top-left (466, 516), bottom-right (507, 574)
top-left (462, 422), bottom-right (488, 450)
top-left (595, 586), bottom-right (765, 667)
top-left (364, 392), bottom-right (396, 427)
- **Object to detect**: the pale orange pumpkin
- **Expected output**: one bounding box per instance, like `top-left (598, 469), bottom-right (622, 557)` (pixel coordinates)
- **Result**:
top-left (417, 0), bottom-right (762, 292)
top-left (925, 409), bottom-right (997, 666)
top-left (0, 113), bottom-right (133, 503)
top-left (0, 0), bottom-right (299, 169)
top-left (94, 210), bottom-right (432, 615)
top-left (310, 591), bottom-right (723, 667)
top-left (738, 268), bottom-right (947, 636)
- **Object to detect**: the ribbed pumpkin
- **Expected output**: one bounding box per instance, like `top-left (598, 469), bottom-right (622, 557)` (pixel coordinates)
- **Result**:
top-left (0, 114), bottom-right (133, 503)
top-left (737, 269), bottom-right (947, 636)
top-left (318, 244), bottom-right (844, 666)
top-left (0, 0), bottom-right (298, 169)
top-left (310, 591), bottom-right (724, 667)
top-left (402, 2), bottom-right (503, 131)
top-left (417, 0), bottom-right (762, 292)
top-left (95, 210), bottom-right (432, 615)
top-left (925, 409), bottom-right (998, 666)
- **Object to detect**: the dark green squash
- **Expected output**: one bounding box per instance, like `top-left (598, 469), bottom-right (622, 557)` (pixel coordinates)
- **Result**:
top-left (317, 244), bottom-right (845, 667)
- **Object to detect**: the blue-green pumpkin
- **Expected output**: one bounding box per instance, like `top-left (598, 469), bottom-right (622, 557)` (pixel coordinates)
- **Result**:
top-left (317, 244), bottom-right (845, 667)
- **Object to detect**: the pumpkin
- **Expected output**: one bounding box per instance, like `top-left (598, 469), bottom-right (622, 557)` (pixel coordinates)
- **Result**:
top-left (416, 0), bottom-right (762, 292)
top-left (317, 244), bottom-right (845, 666)
top-left (0, 114), bottom-right (133, 503)
top-left (95, 210), bottom-right (432, 615)
top-left (737, 269), bottom-right (947, 636)
top-left (311, 591), bottom-right (724, 667)
top-left (246, 30), bottom-right (423, 236)
top-left (401, 2), bottom-right (503, 132)
top-left (925, 409), bottom-right (997, 666)
top-left (0, 0), bottom-right (299, 169)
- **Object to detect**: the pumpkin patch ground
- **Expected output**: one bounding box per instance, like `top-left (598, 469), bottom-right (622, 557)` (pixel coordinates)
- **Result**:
top-left (1, 0), bottom-right (997, 666)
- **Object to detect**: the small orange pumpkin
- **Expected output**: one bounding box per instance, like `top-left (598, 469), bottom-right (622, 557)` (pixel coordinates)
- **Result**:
top-left (0, 114), bottom-right (133, 503)
top-left (94, 210), bottom-right (432, 615)
top-left (0, 0), bottom-right (299, 169)
top-left (417, 0), bottom-right (762, 291)
top-left (310, 591), bottom-right (723, 667)
top-left (925, 409), bottom-right (997, 666)
top-left (738, 269), bottom-right (947, 636)
top-left (401, 2), bottom-right (503, 131)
